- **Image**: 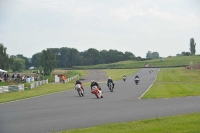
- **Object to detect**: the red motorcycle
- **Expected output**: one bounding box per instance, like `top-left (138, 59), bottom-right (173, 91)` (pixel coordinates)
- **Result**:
top-left (91, 86), bottom-right (103, 99)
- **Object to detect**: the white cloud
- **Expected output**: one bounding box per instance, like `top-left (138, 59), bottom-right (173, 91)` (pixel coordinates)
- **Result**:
top-left (109, 4), bottom-right (146, 21)
top-left (1, 0), bottom-right (200, 58)
top-left (76, 7), bottom-right (96, 14)
top-left (110, 3), bottom-right (200, 28)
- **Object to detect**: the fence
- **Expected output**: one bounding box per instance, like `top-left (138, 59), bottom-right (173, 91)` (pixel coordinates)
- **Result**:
top-left (0, 75), bottom-right (78, 93)
top-left (30, 79), bottom-right (48, 89)
top-left (64, 74), bottom-right (79, 83)
top-left (0, 79), bottom-right (48, 93)
top-left (0, 84), bottom-right (24, 93)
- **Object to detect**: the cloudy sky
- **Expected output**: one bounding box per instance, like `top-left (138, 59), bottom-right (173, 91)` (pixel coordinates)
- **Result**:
top-left (1, 0), bottom-right (200, 58)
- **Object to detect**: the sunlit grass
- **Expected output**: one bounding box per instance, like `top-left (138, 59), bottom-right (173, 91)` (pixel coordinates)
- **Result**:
top-left (103, 69), bottom-right (139, 81)
top-left (0, 70), bottom-right (88, 103)
top-left (55, 112), bottom-right (200, 133)
top-left (74, 56), bottom-right (200, 68)
top-left (143, 82), bottom-right (200, 98)
top-left (143, 68), bottom-right (200, 98)
top-left (156, 68), bottom-right (200, 82)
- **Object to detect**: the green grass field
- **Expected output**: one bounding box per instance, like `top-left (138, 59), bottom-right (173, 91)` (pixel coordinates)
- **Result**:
top-left (0, 70), bottom-right (88, 103)
top-left (143, 68), bottom-right (200, 98)
top-left (73, 56), bottom-right (200, 69)
top-left (55, 112), bottom-right (200, 133)
top-left (103, 69), bottom-right (139, 81)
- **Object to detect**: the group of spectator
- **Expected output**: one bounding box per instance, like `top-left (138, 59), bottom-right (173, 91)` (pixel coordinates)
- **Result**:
top-left (0, 72), bottom-right (8, 82)
top-left (0, 72), bottom-right (40, 83)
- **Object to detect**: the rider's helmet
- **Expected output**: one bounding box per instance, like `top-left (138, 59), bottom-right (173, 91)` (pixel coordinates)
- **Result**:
top-left (91, 80), bottom-right (94, 83)
top-left (108, 77), bottom-right (111, 79)
top-left (76, 80), bottom-right (79, 83)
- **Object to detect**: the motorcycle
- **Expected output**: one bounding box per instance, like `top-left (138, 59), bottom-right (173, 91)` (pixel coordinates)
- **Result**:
top-left (123, 77), bottom-right (126, 82)
top-left (91, 86), bottom-right (103, 98)
top-left (134, 78), bottom-right (140, 85)
top-left (108, 82), bottom-right (114, 92)
top-left (75, 84), bottom-right (84, 97)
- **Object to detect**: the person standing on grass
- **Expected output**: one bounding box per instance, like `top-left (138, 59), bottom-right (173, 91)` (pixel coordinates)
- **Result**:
top-left (4, 73), bottom-right (9, 82)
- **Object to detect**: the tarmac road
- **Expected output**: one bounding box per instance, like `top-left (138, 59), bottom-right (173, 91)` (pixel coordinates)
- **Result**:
top-left (0, 68), bottom-right (200, 133)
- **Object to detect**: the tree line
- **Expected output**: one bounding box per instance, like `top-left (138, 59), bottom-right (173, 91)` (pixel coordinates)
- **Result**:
top-left (146, 51), bottom-right (159, 59)
top-left (176, 38), bottom-right (196, 56)
top-left (32, 47), bottom-right (139, 69)
top-left (0, 44), bottom-right (145, 75)
top-left (0, 37), bottom-right (197, 75)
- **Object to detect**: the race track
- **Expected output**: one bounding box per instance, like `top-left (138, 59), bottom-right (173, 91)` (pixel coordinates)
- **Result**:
top-left (0, 68), bottom-right (200, 133)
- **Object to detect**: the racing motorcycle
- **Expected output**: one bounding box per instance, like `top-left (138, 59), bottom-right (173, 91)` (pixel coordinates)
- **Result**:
top-left (108, 82), bottom-right (114, 92)
top-left (75, 84), bottom-right (84, 97)
top-left (123, 76), bottom-right (126, 82)
top-left (134, 78), bottom-right (140, 85)
top-left (91, 86), bottom-right (103, 98)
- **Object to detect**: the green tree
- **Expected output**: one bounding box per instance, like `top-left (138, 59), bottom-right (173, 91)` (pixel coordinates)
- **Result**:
top-left (86, 48), bottom-right (101, 65)
top-left (190, 38), bottom-right (196, 55)
top-left (152, 52), bottom-right (159, 59)
top-left (16, 54), bottom-right (31, 69)
top-left (42, 49), bottom-right (56, 75)
top-left (11, 58), bottom-right (25, 72)
top-left (181, 51), bottom-right (190, 56)
top-left (123, 51), bottom-right (135, 60)
top-left (0, 43), bottom-right (9, 70)
top-left (99, 50), bottom-right (108, 64)
top-left (48, 48), bottom-right (60, 68)
top-left (146, 51), bottom-right (152, 59)
top-left (59, 47), bottom-right (70, 68)
top-left (32, 52), bottom-right (42, 67)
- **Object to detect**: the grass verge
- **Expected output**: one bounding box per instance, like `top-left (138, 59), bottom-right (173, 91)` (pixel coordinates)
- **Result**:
top-left (0, 70), bottom-right (88, 103)
top-left (73, 56), bottom-right (200, 69)
top-left (103, 69), bottom-right (139, 81)
top-left (143, 68), bottom-right (200, 98)
top-left (54, 112), bottom-right (200, 133)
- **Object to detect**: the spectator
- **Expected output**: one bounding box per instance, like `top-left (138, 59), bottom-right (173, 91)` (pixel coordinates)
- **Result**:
top-left (14, 73), bottom-right (17, 78)
top-left (4, 73), bottom-right (9, 82)
top-left (11, 73), bottom-right (14, 78)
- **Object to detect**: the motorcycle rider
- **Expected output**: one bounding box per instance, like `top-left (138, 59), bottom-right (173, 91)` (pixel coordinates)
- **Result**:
top-left (91, 80), bottom-right (101, 92)
top-left (107, 77), bottom-right (115, 89)
top-left (75, 80), bottom-right (85, 93)
top-left (123, 74), bottom-right (126, 78)
top-left (135, 74), bottom-right (139, 79)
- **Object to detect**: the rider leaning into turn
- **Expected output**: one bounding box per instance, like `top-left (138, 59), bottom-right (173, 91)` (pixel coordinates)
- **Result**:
top-left (75, 80), bottom-right (85, 93)
top-left (90, 80), bottom-right (101, 91)
top-left (107, 77), bottom-right (115, 89)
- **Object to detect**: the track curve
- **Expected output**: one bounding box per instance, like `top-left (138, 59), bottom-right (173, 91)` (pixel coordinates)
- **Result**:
top-left (0, 68), bottom-right (200, 133)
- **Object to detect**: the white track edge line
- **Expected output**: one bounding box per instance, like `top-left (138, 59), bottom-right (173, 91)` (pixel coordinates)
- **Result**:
top-left (138, 68), bottom-right (160, 99)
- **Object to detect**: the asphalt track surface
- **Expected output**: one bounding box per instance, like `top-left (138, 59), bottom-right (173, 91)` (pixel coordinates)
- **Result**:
top-left (0, 68), bottom-right (200, 133)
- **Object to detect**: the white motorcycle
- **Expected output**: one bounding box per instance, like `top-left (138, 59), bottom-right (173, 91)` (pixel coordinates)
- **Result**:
top-left (123, 76), bottom-right (126, 82)
top-left (134, 78), bottom-right (140, 85)
top-left (75, 84), bottom-right (84, 97)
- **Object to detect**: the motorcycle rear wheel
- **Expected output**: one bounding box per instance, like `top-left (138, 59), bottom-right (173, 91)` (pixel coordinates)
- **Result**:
top-left (78, 91), bottom-right (82, 97)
